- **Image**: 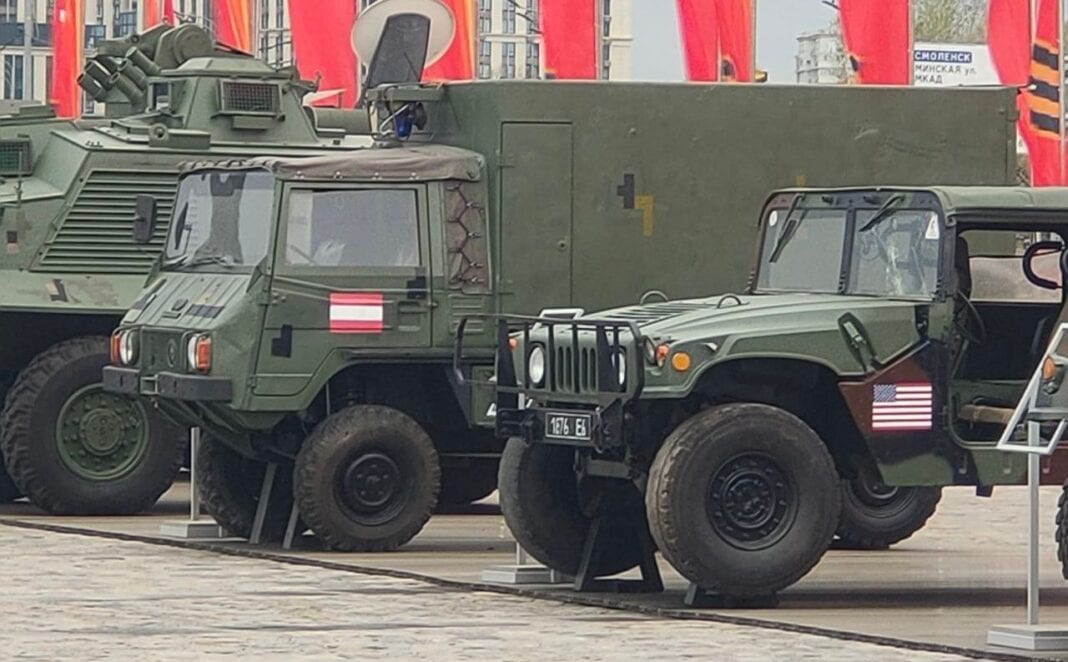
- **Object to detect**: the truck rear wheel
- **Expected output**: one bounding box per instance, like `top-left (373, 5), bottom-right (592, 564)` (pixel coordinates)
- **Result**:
top-left (499, 438), bottom-right (646, 577)
top-left (439, 458), bottom-right (499, 506)
top-left (0, 336), bottom-right (185, 515)
top-left (197, 437), bottom-right (294, 542)
top-left (646, 404), bottom-right (840, 599)
top-left (834, 465), bottom-right (942, 550)
top-left (295, 404), bottom-right (440, 552)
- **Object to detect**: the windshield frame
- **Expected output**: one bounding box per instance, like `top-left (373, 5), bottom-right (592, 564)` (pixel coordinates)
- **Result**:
top-left (751, 191), bottom-right (948, 301)
top-left (163, 167), bottom-right (280, 273)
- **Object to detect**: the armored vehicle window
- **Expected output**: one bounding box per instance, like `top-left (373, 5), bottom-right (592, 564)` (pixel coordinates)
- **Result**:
top-left (848, 209), bottom-right (941, 299)
top-left (165, 170), bottom-right (274, 269)
top-left (757, 208), bottom-right (846, 293)
top-left (285, 189), bottom-right (420, 268)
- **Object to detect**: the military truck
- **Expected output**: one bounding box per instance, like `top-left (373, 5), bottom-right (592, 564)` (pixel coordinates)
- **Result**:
top-left (0, 23), bottom-right (373, 516)
top-left (486, 185), bottom-right (1068, 600)
top-left (103, 32), bottom-right (1022, 552)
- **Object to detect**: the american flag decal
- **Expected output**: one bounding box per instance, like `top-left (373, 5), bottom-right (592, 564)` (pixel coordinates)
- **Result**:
top-left (329, 292), bottom-right (384, 334)
top-left (871, 383), bottom-right (933, 431)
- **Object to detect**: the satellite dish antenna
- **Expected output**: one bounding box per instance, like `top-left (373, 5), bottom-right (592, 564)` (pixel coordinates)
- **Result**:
top-left (351, 0), bottom-right (455, 68)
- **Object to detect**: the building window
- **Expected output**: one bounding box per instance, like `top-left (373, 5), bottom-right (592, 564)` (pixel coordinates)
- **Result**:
top-left (477, 39), bottom-right (491, 78)
top-left (45, 55), bottom-right (53, 99)
top-left (502, 1), bottom-right (516, 34)
top-left (478, 0), bottom-right (491, 36)
top-left (260, 0), bottom-right (269, 29)
top-left (525, 0), bottom-right (538, 33)
top-left (601, 42), bottom-right (611, 79)
top-left (0, 0), bottom-right (15, 22)
top-left (116, 10), bottom-right (137, 36)
top-left (501, 42), bottom-right (515, 78)
top-left (524, 41), bottom-right (539, 79)
top-left (84, 93), bottom-right (95, 115)
top-left (85, 23), bottom-right (106, 47)
top-left (3, 54), bottom-right (22, 100)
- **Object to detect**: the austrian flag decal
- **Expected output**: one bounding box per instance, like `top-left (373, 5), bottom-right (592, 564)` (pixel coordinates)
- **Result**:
top-left (329, 292), bottom-right (384, 334)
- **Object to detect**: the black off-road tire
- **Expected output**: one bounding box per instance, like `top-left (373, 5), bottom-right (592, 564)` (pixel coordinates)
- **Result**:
top-left (0, 466), bottom-right (19, 503)
top-left (295, 405), bottom-right (440, 552)
top-left (197, 436), bottom-right (294, 542)
top-left (499, 438), bottom-right (647, 577)
top-left (1057, 479), bottom-right (1068, 579)
top-left (439, 458), bottom-right (499, 506)
top-left (646, 404), bottom-right (841, 599)
top-left (1, 336), bottom-right (185, 515)
top-left (834, 472), bottom-right (942, 550)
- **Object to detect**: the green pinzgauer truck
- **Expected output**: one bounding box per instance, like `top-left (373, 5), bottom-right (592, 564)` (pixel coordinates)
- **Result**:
top-left (103, 41), bottom-right (1021, 552)
top-left (0, 24), bottom-right (373, 516)
top-left (487, 185), bottom-right (1068, 602)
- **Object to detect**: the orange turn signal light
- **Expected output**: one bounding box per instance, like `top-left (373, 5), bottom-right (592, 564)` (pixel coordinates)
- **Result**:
top-left (1044, 357), bottom-right (1058, 381)
top-left (671, 351), bottom-right (692, 372)
top-left (508, 337), bottom-right (518, 352)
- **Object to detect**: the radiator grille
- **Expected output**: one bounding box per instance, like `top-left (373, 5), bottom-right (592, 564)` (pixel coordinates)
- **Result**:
top-left (36, 170), bottom-right (178, 274)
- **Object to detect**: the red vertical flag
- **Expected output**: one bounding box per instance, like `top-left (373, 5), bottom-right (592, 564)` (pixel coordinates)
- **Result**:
top-left (714, 0), bottom-right (753, 81)
top-left (163, 0), bottom-right (175, 24)
top-left (143, 0), bottom-right (160, 29)
top-left (676, 0), bottom-right (719, 81)
top-left (423, 0), bottom-right (475, 81)
top-left (987, 0), bottom-right (1031, 86)
top-left (50, 0), bottom-right (83, 118)
top-left (288, 0), bottom-right (358, 107)
top-left (839, 0), bottom-right (910, 84)
top-left (1023, 0), bottom-right (1063, 186)
top-left (542, 0), bottom-right (597, 79)
top-left (214, 0), bottom-right (252, 52)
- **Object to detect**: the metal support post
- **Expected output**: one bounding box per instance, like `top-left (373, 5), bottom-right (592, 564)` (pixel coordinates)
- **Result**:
top-left (158, 427), bottom-right (224, 539)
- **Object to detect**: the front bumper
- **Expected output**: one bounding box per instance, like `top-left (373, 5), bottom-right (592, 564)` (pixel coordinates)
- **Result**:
top-left (103, 366), bottom-right (233, 402)
top-left (497, 404), bottom-right (626, 450)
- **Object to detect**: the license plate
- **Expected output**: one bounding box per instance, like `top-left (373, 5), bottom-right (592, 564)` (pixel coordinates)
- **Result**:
top-left (544, 411), bottom-right (593, 441)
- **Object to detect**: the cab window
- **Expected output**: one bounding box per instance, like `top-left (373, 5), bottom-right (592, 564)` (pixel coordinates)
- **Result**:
top-left (285, 188), bottom-right (420, 268)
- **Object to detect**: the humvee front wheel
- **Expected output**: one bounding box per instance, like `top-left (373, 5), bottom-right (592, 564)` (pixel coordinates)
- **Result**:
top-left (295, 405), bottom-right (440, 552)
top-left (0, 466), bottom-right (19, 503)
top-left (834, 465), bottom-right (942, 550)
top-left (0, 336), bottom-right (185, 515)
top-left (439, 458), bottom-right (499, 506)
top-left (499, 438), bottom-right (647, 577)
top-left (197, 437), bottom-right (295, 542)
top-left (646, 404), bottom-right (841, 599)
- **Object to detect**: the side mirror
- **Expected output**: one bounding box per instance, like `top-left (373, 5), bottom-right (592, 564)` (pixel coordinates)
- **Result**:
top-left (133, 194), bottom-right (158, 244)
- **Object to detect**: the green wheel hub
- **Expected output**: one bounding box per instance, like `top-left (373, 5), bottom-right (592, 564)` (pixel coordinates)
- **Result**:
top-left (55, 384), bottom-right (149, 481)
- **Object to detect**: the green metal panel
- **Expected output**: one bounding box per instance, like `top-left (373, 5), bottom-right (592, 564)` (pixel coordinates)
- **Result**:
top-left (498, 122), bottom-right (574, 314)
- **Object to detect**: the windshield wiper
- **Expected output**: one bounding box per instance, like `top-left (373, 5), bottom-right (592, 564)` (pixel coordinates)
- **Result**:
top-left (858, 194), bottom-right (905, 233)
top-left (769, 194), bottom-right (809, 264)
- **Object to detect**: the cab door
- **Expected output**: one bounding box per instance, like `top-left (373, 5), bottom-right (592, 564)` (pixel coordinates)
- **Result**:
top-left (254, 182), bottom-right (432, 398)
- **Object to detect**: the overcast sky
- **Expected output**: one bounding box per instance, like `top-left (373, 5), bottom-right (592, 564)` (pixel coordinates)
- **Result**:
top-left (630, 0), bottom-right (837, 83)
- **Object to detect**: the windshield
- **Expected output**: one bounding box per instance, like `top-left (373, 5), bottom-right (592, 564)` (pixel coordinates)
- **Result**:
top-left (164, 169), bottom-right (275, 269)
top-left (756, 206), bottom-right (942, 298)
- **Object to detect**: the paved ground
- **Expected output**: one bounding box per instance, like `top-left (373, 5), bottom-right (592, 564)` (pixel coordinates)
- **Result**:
top-left (4, 481), bottom-right (1068, 659)
top-left (0, 526), bottom-right (976, 661)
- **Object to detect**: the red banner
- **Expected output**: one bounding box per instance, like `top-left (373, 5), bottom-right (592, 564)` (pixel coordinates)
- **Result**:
top-left (50, 0), bottom-right (82, 118)
top-left (288, 0), bottom-right (358, 107)
top-left (163, 0), bottom-right (175, 24)
top-left (423, 0), bottom-right (475, 81)
top-left (214, 0), bottom-right (252, 52)
top-left (839, 0), bottom-right (910, 84)
top-left (987, 0), bottom-right (1031, 86)
top-left (676, 0), bottom-right (718, 81)
top-left (143, 0), bottom-right (160, 29)
top-left (542, 0), bottom-right (597, 79)
top-left (1023, 0), bottom-right (1063, 185)
top-left (714, 0), bottom-right (752, 81)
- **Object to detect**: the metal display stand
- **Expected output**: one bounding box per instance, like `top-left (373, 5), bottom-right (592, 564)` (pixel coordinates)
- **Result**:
top-left (159, 427), bottom-right (225, 539)
top-left (481, 543), bottom-right (570, 585)
top-left (987, 325), bottom-right (1068, 651)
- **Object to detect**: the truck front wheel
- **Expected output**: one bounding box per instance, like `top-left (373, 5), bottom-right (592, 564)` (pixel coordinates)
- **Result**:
top-left (197, 436), bottom-right (295, 542)
top-left (834, 465), bottom-right (942, 550)
top-left (0, 466), bottom-right (19, 502)
top-left (498, 438), bottom-right (647, 577)
top-left (646, 404), bottom-right (841, 599)
top-left (295, 404), bottom-right (440, 552)
top-left (0, 336), bottom-right (185, 515)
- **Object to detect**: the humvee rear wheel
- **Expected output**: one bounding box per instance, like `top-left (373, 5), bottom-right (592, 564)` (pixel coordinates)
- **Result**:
top-left (499, 438), bottom-right (647, 577)
top-left (833, 465), bottom-right (942, 550)
top-left (439, 458), bottom-right (499, 506)
top-left (197, 436), bottom-right (295, 542)
top-left (295, 405), bottom-right (440, 552)
top-left (0, 336), bottom-right (185, 515)
top-left (646, 404), bottom-right (840, 599)
top-left (0, 466), bottom-right (19, 503)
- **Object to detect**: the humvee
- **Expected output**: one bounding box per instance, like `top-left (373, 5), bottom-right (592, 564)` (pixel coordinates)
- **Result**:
top-left (0, 23), bottom-right (371, 516)
top-left (487, 186), bottom-right (1068, 600)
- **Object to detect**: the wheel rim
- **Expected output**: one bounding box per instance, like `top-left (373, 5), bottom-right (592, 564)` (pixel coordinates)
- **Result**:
top-left (336, 451), bottom-right (407, 525)
top-left (55, 384), bottom-right (149, 481)
top-left (847, 467), bottom-right (915, 515)
top-left (707, 453), bottom-right (797, 551)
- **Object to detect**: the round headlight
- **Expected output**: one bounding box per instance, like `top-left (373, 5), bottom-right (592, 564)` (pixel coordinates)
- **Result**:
top-left (642, 337), bottom-right (657, 365)
top-left (186, 335), bottom-right (199, 372)
top-left (528, 345), bottom-right (546, 386)
top-left (615, 350), bottom-right (627, 386)
top-left (118, 330), bottom-right (137, 366)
